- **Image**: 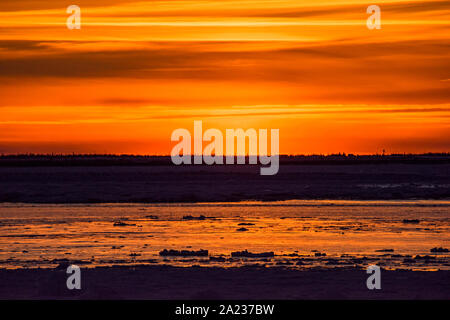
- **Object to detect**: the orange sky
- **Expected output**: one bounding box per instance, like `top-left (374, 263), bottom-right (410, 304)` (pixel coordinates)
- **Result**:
top-left (0, 0), bottom-right (449, 155)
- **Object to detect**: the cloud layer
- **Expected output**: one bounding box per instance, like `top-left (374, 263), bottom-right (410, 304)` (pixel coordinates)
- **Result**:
top-left (0, 0), bottom-right (449, 154)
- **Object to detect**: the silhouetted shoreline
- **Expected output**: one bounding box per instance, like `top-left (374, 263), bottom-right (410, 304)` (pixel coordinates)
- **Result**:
top-left (1, 153), bottom-right (450, 167)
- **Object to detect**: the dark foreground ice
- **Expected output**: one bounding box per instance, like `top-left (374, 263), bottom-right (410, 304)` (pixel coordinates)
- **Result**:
top-left (0, 265), bottom-right (448, 300)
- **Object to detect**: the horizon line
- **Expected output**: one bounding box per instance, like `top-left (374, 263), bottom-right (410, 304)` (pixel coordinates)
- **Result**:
top-left (2, 152), bottom-right (450, 157)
